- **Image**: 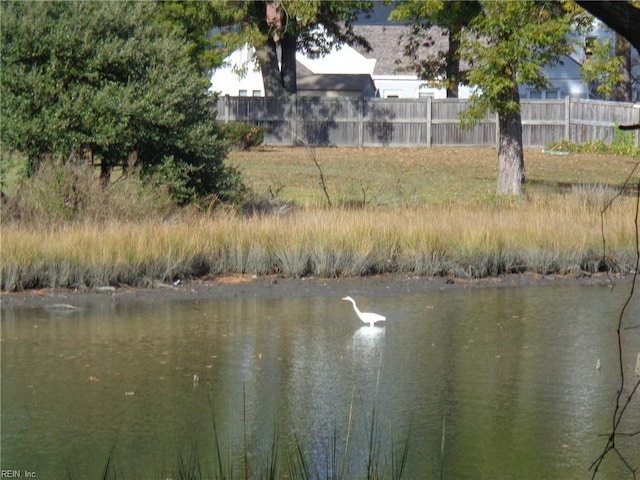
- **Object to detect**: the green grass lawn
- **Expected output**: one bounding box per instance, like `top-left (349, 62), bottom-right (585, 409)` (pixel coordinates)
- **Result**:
top-left (229, 146), bottom-right (639, 207)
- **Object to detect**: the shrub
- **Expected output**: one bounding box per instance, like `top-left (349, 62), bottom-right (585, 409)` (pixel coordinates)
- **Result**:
top-left (1, 160), bottom-right (176, 225)
top-left (221, 122), bottom-right (264, 151)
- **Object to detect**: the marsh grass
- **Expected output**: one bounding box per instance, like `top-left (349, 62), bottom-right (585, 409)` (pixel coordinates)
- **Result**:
top-left (2, 148), bottom-right (639, 290)
top-left (2, 191), bottom-right (638, 290)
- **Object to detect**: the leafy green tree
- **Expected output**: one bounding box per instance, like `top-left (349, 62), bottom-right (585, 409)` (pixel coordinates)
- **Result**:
top-left (581, 30), bottom-right (636, 101)
top-left (389, 0), bottom-right (481, 98)
top-left (1, 1), bottom-right (242, 204)
top-left (461, 1), bottom-right (578, 195)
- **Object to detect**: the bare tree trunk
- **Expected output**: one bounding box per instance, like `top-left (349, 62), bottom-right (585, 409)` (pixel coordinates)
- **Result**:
top-left (496, 94), bottom-right (525, 195)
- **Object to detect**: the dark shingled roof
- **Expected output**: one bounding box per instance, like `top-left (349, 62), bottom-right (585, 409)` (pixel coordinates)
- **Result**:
top-left (351, 24), bottom-right (449, 76)
top-left (297, 72), bottom-right (376, 93)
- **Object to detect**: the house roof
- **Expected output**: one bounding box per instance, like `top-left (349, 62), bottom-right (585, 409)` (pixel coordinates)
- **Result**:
top-left (297, 71), bottom-right (376, 93)
top-left (352, 24), bottom-right (449, 76)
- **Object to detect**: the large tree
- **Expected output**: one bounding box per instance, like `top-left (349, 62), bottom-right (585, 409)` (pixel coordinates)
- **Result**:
top-left (1, 1), bottom-right (241, 204)
top-left (461, 1), bottom-right (578, 195)
top-left (199, 1), bottom-right (375, 96)
top-left (389, 0), bottom-right (481, 98)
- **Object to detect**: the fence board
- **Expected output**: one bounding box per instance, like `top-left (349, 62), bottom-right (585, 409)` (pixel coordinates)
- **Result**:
top-left (216, 95), bottom-right (639, 148)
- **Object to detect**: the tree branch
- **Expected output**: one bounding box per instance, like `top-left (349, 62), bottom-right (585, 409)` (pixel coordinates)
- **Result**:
top-left (575, 1), bottom-right (640, 55)
top-left (591, 170), bottom-right (640, 479)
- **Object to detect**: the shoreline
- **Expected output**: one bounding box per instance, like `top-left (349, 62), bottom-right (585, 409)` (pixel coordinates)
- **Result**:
top-left (0, 272), bottom-right (629, 311)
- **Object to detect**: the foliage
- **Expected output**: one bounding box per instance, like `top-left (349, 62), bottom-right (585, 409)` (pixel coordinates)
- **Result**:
top-left (197, 0), bottom-right (375, 59)
top-left (159, 0), bottom-right (233, 71)
top-left (1, 160), bottom-right (176, 225)
top-left (220, 122), bottom-right (264, 151)
top-left (0, 1), bottom-right (243, 205)
top-left (548, 127), bottom-right (640, 156)
top-left (581, 35), bottom-right (627, 100)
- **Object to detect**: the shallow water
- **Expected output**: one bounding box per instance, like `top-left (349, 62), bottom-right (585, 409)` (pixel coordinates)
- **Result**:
top-left (1, 283), bottom-right (639, 479)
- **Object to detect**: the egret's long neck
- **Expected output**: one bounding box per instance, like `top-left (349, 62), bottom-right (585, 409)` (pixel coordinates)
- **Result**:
top-left (349, 300), bottom-right (362, 316)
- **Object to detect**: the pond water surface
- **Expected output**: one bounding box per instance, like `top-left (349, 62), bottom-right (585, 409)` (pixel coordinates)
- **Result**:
top-left (2, 282), bottom-right (639, 479)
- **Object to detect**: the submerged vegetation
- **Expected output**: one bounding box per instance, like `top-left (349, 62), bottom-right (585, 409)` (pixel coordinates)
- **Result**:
top-left (1, 147), bottom-right (639, 291)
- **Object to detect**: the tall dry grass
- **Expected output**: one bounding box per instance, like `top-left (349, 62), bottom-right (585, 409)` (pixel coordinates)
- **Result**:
top-left (2, 189), bottom-right (636, 291)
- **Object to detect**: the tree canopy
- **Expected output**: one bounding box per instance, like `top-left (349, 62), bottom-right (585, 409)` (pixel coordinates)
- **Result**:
top-left (1, 1), bottom-right (242, 204)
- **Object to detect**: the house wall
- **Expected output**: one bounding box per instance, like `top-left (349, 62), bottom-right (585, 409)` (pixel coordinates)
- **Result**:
top-left (519, 56), bottom-right (589, 100)
top-left (374, 76), bottom-right (474, 99)
top-left (297, 89), bottom-right (371, 98)
top-left (209, 46), bottom-right (264, 97)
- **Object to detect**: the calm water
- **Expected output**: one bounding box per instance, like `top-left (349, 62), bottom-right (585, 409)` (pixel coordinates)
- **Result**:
top-left (1, 283), bottom-right (639, 479)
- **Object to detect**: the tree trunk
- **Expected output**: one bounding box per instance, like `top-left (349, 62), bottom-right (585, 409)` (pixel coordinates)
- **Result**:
top-left (446, 27), bottom-right (460, 98)
top-left (280, 33), bottom-right (297, 95)
top-left (256, 38), bottom-right (285, 97)
top-left (99, 160), bottom-right (112, 188)
top-left (615, 34), bottom-right (632, 102)
top-left (496, 89), bottom-right (525, 195)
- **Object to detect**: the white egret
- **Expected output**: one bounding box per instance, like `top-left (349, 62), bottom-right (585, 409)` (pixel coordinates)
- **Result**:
top-left (342, 296), bottom-right (386, 327)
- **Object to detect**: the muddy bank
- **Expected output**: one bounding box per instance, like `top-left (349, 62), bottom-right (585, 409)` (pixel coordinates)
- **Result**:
top-left (0, 272), bottom-right (630, 312)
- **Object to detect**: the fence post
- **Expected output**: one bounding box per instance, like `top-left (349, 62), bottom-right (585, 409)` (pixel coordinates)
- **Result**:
top-left (634, 104), bottom-right (640, 148)
top-left (564, 95), bottom-right (571, 142)
top-left (426, 96), bottom-right (432, 148)
top-left (358, 97), bottom-right (365, 149)
top-left (223, 94), bottom-right (230, 124)
top-left (291, 94), bottom-right (298, 145)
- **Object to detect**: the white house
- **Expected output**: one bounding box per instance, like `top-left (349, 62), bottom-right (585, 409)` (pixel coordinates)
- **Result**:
top-left (209, 41), bottom-right (467, 99)
top-left (209, 45), bottom-right (264, 97)
top-left (210, 18), bottom-right (637, 101)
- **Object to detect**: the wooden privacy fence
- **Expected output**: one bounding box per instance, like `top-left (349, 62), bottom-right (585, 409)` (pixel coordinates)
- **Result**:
top-left (216, 95), bottom-right (640, 148)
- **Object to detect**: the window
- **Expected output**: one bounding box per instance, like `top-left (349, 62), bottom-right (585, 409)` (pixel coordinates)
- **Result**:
top-left (527, 89), bottom-right (560, 100)
top-left (584, 36), bottom-right (597, 57)
top-left (383, 90), bottom-right (402, 98)
top-left (238, 90), bottom-right (248, 97)
top-left (252, 90), bottom-right (262, 97)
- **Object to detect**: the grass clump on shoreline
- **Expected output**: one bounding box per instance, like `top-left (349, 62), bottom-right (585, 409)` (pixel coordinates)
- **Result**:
top-left (1, 147), bottom-right (638, 291)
